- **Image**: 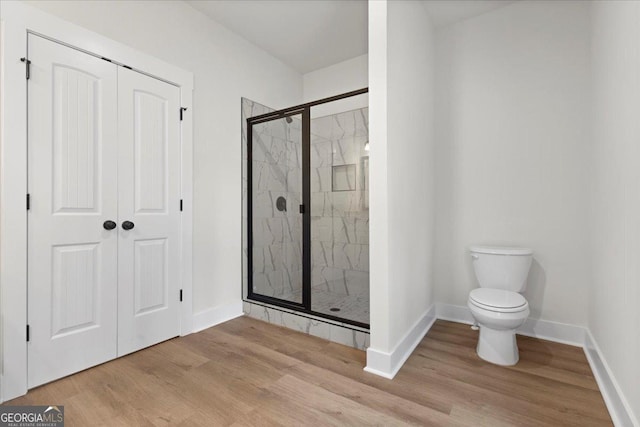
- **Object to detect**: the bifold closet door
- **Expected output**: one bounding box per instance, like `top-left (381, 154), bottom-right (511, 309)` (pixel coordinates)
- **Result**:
top-left (116, 67), bottom-right (182, 356)
top-left (27, 35), bottom-right (119, 388)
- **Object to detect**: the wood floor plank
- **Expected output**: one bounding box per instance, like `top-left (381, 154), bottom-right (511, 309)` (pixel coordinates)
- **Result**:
top-left (419, 336), bottom-right (606, 407)
top-left (448, 402), bottom-right (550, 427)
top-left (286, 363), bottom-right (452, 426)
top-left (288, 347), bottom-right (455, 415)
top-left (4, 317), bottom-right (613, 426)
top-left (412, 355), bottom-right (609, 423)
top-left (264, 374), bottom-right (409, 426)
top-left (398, 362), bottom-right (609, 427)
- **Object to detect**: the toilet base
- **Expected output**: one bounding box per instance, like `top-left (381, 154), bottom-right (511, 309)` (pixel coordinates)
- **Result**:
top-left (476, 325), bottom-right (519, 366)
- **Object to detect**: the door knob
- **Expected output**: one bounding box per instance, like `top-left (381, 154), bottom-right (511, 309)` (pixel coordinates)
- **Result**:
top-left (122, 221), bottom-right (135, 230)
top-left (103, 220), bottom-right (117, 230)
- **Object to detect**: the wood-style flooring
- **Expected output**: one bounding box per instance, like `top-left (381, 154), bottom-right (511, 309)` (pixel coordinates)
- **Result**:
top-left (5, 317), bottom-right (612, 426)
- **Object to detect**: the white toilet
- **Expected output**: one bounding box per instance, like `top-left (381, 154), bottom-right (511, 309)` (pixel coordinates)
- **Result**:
top-left (468, 246), bottom-right (533, 366)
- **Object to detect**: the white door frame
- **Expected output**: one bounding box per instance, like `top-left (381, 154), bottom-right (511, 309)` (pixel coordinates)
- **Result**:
top-left (0, 1), bottom-right (194, 403)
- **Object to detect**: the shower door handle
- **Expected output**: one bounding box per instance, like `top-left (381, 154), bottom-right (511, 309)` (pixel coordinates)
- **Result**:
top-left (299, 204), bottom-right (305, 214)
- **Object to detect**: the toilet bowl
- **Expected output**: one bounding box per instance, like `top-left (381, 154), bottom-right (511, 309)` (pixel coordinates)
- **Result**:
top-left (468, 246), bottom-right (533, 366)
top-left (468, 288), bottom-right (529, 365)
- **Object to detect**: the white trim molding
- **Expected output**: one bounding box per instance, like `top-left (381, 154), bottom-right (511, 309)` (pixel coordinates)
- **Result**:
top-left (436, 302), bottom-right (586, 347)
top-left (435, 302), bottom-right (475, 326)
top-left (364, 305), bottom-right (436, 379)
top-left (0, 17), bottom-right (5, 404)
top-left (192, 302), bottom-right (244, 333)
top-left (518, 316), bottom-right (586, 347)
top-left (584, 330), bottom-right (638, 427)
top-left (0, 1), bottom-right (194, 402)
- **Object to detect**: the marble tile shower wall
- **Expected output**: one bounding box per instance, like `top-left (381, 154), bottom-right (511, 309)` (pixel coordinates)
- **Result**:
top-left (310, 108), bottom-right (370, 299)
top-left (241, 98), bottom-right (303, 299)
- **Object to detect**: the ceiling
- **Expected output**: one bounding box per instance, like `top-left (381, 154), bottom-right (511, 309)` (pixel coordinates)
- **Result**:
top-left (185, 0), bottom-right (368, 74)
top-left (185, 1), bottom-right (515, 75)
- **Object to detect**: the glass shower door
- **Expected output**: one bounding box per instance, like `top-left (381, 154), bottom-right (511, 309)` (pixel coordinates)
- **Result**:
top-left (245, 89), bottom-right (369, 328)
top-left (309, 103), bottom-right (370, 326)
top-left (248, 113), bottom-right (304, 305)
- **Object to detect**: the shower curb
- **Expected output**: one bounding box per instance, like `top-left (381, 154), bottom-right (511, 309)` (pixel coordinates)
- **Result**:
top-left (242, 300), bottom-right (370, 350)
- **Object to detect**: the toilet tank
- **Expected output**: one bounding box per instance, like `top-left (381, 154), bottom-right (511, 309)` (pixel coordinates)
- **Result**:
top-left (469, 246), bottom-right (533, 292)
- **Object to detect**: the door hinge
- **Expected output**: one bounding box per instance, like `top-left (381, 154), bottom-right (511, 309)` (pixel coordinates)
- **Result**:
top-left (26, 193), bottom-right (31, 210)
top-left (20, 57), bottom-right (31, 80)
top-left (299, 204), bottom-right (305, 214)
top-left (180, 107), bottom-right (187, 121)
top-left (180, 199), bottom-right (183, 212)
top-left (26, 325), bottom-right (30, 342)
top-left (179, 289), bottom-right (183, 302)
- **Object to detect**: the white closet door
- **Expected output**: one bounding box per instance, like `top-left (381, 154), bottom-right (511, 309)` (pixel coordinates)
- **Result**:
top-left (116, 67), bottom-right (182, 356)
top-left (27, 35), bottom-right (119, 387)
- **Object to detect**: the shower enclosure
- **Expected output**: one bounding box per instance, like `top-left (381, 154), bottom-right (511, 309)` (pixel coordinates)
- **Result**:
top-left (245, 89), bottom-right (369, 328)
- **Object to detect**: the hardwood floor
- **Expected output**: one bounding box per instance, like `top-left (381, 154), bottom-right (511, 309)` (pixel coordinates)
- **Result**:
top-left (5, 317), bottom-right (612, 426)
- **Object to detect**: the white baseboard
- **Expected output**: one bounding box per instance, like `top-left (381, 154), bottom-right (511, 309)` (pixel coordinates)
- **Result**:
top-left (192, 301), bottom-right (244, 333)
top-left (518, 316), bottom-right (585, 347)
top-left (363, 350), bottom-right (396, 379)
top-left (435, 303), bottom-right (584, 346)
top-left (364, 304), bottom-right (436, 379)
top-left (435, 302), bottom-right (475, 325)
top-left (584, 330), bottom-right (638, 427)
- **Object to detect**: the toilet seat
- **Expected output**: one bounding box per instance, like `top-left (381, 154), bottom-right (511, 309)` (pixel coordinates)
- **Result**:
top-left (469, 288), bottom-right (528, 313)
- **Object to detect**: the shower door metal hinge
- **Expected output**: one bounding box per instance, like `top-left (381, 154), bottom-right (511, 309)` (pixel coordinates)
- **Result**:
top-left (26, 194), bottom-right (31, 210)
top-left (179, 289), bottom-right (183, 302)
top-left (20, 57), bottom-right (31, 80)
top-left (180, 199), bottom-right (183, 211)
top-left (299, 204), bottom-right (305, 214)
top-left (26, 325), bottom-right (30, 342)
top-left (180, 107), bottom-right (187, 121)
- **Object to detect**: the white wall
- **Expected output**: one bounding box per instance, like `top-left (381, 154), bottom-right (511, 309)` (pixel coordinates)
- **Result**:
top-left (590, 1), bottom-right (640, 423)
top-left (367, 0), bottom-right (436, 375)
top-left (434, 0), bottom-right (592, 326)
top-left (22, 0), bottom-right (303, 314)
top-left (303, 54), bottom-right (368, 117)
top-left (386, 0), bottom-right (436, 349)
top-left (303, 53), bottom-right (368, 102)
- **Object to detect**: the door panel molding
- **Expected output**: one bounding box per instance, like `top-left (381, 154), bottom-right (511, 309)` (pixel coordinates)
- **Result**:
top-left (51, 242), bottom-right (100, 337)
top-left (133, 90), bottom-right (169, 214)
top-left (134, 238), bottom-right (169, 316)
top-left (52, 64), bottom-right (102, 213)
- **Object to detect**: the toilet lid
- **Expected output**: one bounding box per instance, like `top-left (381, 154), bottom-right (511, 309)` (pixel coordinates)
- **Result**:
top-left (469, 288), bottom-right (528, 312)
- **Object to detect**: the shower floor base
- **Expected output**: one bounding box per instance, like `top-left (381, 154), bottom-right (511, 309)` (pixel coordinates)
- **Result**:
top-left (312, 290), bottom-right (369, 325)
top-left (282, 281), bottom-right (369, 325)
